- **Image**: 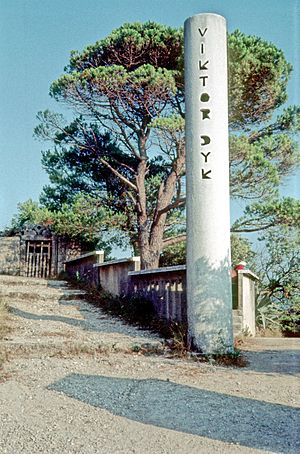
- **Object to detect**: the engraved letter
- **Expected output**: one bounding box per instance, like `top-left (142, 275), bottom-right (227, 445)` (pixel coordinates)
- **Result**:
top-left (200, 109), bottom-right (210, 120)
top-left (198, 28), bottom-right (208, 37)
top-left (199, 76), bottom-right (208, 87)
top-left (201, 169), bottom-right (212, 179)
top-left (199, 60), bottom-right (209, 70)
top-left (201, 152), bottom-right (211, 163)
top-left (200, 93), bottom-right (210, 102)
top-left (200, 43), bottom-right (205, 54)
top-left (200, 136), bottom-right (211, 146)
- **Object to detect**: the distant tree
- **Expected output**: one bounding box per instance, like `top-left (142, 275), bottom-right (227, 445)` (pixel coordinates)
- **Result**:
top-left (159, 233), bottom-right (255, 268)
top-left (232, 197), bottom-right (300, 233)
top-left (9, 199), bottom-right (53, 232)
top-left (230, 234), bottom-right (256, 267)
top-left (256, 225), bottom-right (300, 335)
top-left (35, 22), bottom-right (300, 268)
top-left (9, 196), bottom-right (120, 256)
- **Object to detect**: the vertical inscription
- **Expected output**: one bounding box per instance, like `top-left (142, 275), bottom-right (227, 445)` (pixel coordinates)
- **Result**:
top-left (198, 27), bottom-right (211, 179)
top-left (185, 13), bottom-right (234, 354)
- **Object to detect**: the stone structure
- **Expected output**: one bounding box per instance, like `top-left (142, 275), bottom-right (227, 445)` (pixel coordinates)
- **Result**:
top-left (19, 224), bottom-right (53, 277)
top-left (184, 14), bottom-right (233, 353)
top-left (65, 251), bottom-right (105, 285)
top-left (95, 257), bottom-right (141, 296)
top-left (233, 269), bottom-right (258, 336)
top-left (0, 236), bottom-right (21, 275)
top-left (64, 253), bottom-right (259, 337)
top-left (0, 225), bottom-right (82, 278)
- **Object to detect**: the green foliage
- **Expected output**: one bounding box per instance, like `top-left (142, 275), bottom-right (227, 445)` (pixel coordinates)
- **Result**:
top-left (230, 234), bottom-right (255, 267)
top-left (10, 199), bottom-right (53, 232)
top-left (52, 194), bottom-right (124, 246)
top-left (233, 197), bottom-right (300, 232)
top-left (159, 234), bottom-right (255, 268)
top-left (256, 226), bottom-right (300, 335)
top-left (150, 115), bottom-right (185, 131)
top-left (8, 195), bottom-right (129, 254)
top-left (32, 21), bottom-right (299, 268)
top-left (50, 64), bottom-right (179, 120)
top-left (229, 133), bottom-right (299, 200)
top-left (159, 241), bottom-right (186, 267)
top-left (228, 30), bottom-right (292, 128)
top-left (68, 21), bottom-right (183, 73)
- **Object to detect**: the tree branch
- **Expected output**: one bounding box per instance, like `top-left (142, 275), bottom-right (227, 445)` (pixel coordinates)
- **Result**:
top-left (99, 158), bottom-right (137, 191)
top-left (231, 223), bottom-right (274, 233)
top-left (157, 197), bottom-right (186, 217)
top-left (162, 234), bottom-right (186, 248)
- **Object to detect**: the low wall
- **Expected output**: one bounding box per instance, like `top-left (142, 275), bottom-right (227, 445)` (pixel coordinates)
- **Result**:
top-left (65, 251), bottom-right (104, 285)
top-left (128, 265), bottom-right (187, 323)
top-left (65, 253), bottom-right (259, 335)
top-left (95, 257), bottom-right (141, 296)
top-left (0, 236), bottom-right (21, 275)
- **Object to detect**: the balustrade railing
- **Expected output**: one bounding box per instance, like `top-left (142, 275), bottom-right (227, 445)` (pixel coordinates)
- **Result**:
top-left (64, 253), bottom-right (259, 335)
top-left (129, 265), bottom-right (187, 323)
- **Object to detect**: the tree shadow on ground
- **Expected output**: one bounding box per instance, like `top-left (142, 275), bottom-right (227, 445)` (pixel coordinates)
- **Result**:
top-left (187, 255), bottom-right (234, 352)
top-left (48, 374), bottom-right (299, 453)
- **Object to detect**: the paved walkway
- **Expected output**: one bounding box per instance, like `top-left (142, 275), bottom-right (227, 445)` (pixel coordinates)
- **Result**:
top-left (0, 275), bottom-right (299, 454)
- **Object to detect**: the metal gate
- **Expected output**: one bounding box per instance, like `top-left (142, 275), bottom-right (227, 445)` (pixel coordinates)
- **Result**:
top-left (25, 240), bottom-right (52, 278)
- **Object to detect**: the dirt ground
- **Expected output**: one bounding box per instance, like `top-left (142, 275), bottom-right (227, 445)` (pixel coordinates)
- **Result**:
top-left (0, 275), bottom-right (299, 454)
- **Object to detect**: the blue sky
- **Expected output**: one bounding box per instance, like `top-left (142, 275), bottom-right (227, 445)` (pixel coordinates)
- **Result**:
top-left (0, 0), bottom-right (299, 230)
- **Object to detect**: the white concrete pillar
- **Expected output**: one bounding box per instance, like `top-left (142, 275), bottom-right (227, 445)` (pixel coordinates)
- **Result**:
top-left (184, 13), bottom-right (233, 353)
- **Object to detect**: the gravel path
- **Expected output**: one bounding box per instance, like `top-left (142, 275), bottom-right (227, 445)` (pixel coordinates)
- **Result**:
top-left (0, 275), bottom-right (299, 454)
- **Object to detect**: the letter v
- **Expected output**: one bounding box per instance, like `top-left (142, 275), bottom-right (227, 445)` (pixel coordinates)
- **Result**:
top-left (198, 28), bottom-right (208, 37)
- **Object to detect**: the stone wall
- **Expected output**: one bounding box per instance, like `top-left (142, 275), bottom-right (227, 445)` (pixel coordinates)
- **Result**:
top-left (0, 229), bottom-right (83, 278)
top-left (65, 251), bottom-right (105, 285)
top-left (129, 265), bottom-right (187, 323)
top-left (65, 253), bottom-right (259, 336)
top-left (52, 237), bottom-right (82, 276)
top-left (95, 257), bottom-right (141, 296)
top-left (0, 236), bottom-right (21, 275)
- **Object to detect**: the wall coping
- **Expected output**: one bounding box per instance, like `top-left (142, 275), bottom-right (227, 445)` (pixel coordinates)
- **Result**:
top-left (238, 269), bottom-right (260, 281)
top-left (64, 250), bottom-right (104, 264)
top-left (94, 256), bottom-right (140, 268)
top-left (129, 265), bottom-right (258, 279)
top-left (129, 264), bottom-right (186, 276)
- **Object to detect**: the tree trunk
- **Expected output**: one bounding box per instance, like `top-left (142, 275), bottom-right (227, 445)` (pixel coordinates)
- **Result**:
top-left (135, 159), bottom-right (152, 269)
top-left (139, 157), bottom-right (185, 269)
top-left (135, 138), bottom-right (185, 270)
top-left (139, 216), bottom-right (167, 269)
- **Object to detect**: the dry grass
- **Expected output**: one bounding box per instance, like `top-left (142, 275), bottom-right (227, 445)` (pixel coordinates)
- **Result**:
top-left (1, 292), bottom-right (40, 302)
top-left (0, 298), bottom-right (11, 340)
top-left (41, 330), bottom-right (75, 339)
top-left (256, 327), bottom-right (283, 337)
top-left (1, 341), bottom-right (113, 360)
top-left (49, 343), bottom-right (111, 358)
top-left (67, 281), bottom-right (250, 367)
top-left (0, 298), bottom-right (12, 372)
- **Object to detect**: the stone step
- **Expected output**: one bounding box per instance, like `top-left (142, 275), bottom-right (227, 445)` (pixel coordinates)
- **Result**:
top-left (0, 276), bottom-right (84, 303)
top-left (0, 275), bottom-right (68, 287)
top-left (0, 290), bottom-right (87, 305)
